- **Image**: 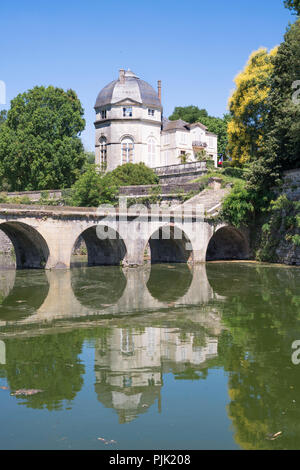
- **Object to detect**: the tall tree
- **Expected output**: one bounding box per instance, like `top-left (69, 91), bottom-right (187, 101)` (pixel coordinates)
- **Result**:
top-left (0, 110), bottom-right (6, 128)
top-left (284, 0), bottom-right (300, 14)
top-left (227, 47), bottom-right (278, 165)
top-left (249, 19), bottom-right (300, 192)
top-left (169, 105), bottom-right (208, 123)
top-left (0, 86), bottom-right (86, 191)
top-left (200, 114), bottom-right (231, 157)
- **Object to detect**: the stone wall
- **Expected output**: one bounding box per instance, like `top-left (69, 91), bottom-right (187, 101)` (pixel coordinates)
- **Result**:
top-left (154, 161), bottom-right (207, 184)
top-left (119, 182), bottom-right (202, 196)
top-left (280, 169), bottom-right (300, 201)
top-left (275, 169), bottom-right (300, 266)
top-left (0, 230), bottom-right (13, 253)
top-left (6, 189), bottom-right (63, 202)
top-left (276, 240), bottom-right (300, 266)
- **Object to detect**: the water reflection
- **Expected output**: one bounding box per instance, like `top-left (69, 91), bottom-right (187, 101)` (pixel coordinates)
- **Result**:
top-left (71, 266), bottom-right (127, 309)
top-left (0, 331), bottom-right (85, 410)
top-left (207, 263), bottom-right (300, 450)
top-left (0, 262), bottom-right (299, 449)
top-left (0, 270), bottom-right (49, 321)
top-left (0, 340), bottom-right (5, 364)
top-left (146, 264), bottom-right (193, 303)
top-left (0, 263), bottom-right (216, 325)
top-left (94, 327), bottom-right (218, 423)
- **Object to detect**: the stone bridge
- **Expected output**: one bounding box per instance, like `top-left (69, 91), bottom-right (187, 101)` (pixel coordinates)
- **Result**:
top-left (0, 203), bottom-right (250, 269)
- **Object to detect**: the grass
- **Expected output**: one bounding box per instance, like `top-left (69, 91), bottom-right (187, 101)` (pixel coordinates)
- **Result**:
top-left (191, 168), bottom-right (245, 189)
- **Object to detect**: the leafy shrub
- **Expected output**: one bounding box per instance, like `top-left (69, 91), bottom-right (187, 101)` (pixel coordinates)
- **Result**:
top-left (292, 235), bottom-right (300, 246)
top-left (221, 180), bottom-right (255, 227)
top-left (70, 163), bottom-right (159, 207)
top-left (222, 167), bottom-right (246, 179)
top-left (70, 165), bottom-right (103, 207)
top-left (206, 160), bottom-right (215, 170)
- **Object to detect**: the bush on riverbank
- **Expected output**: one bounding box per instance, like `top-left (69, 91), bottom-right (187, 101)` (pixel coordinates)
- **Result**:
top-left (70, 163), bottom-right (159, 207)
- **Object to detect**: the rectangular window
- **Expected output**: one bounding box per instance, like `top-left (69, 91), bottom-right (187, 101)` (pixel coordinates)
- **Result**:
top-left (101, 110), bottom-right (107, 119)
top-left (122, 142), bottom-right (134, 163)
top-left (148, 109), bottom-right (155, 116)
top-left (164, 133), bottom-right (170, 145)
top-left (165, 150), bottom-right (170, 165)
top-left (123, 107), bottom-right (132, 117)
top-left (180, 133), bottom-right (187, 144)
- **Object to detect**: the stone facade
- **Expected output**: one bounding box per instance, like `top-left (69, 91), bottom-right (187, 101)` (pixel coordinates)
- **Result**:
top-left (275, 169), bottom-right (300, 266)
top-left (0, 230), bottom-right (12, 253)
top-left (280, 169), bottom-right (300, 201)
top-left (161, 120), bottom-right (218, 167)
top-left (94, 70), bottom-right (218, 171)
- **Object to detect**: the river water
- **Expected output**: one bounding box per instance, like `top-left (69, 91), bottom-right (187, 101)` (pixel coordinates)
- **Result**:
top-left (0, 259), bottom-right (299, 450)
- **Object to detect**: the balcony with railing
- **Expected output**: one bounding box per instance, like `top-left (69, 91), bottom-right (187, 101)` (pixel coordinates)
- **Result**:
top-left (192, 141), bottom-right (207, 149)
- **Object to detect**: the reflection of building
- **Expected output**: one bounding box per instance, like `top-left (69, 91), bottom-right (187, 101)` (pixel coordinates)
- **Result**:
top-left (0, 340), bottom-right (5, 365)
top-left (94, 327), bottom-right (218, 423)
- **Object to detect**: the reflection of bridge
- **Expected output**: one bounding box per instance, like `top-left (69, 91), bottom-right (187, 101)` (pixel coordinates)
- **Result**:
top-left (0, 264), bottom-right (224, 326)
top-left (0, 204), bottom-right (249, 269)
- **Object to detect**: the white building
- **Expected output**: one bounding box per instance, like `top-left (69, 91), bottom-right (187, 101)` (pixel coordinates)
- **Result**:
top-left (94, 69), bottom-right (218, 171)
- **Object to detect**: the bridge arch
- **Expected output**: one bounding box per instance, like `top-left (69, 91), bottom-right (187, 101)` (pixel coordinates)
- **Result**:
top-left (71, 225), bottom-right (127, 267)
top-left (206, 226), bottom-right (249, 261)
top-left (146, 224), bottom-right (193, 264)
top-left (0, 222), bottom-right (50, 269)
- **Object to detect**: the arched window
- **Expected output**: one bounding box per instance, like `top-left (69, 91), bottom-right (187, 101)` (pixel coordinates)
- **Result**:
top-left (99, 137), bottom-right (107, 171)
top-left (147, 137), bottom-right (156, 167)
top-left (121, 137), bottom-right (134, 164)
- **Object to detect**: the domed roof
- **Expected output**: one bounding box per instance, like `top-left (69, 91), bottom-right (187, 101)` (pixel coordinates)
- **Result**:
top-left (95, 70), bottom-right (161, 109)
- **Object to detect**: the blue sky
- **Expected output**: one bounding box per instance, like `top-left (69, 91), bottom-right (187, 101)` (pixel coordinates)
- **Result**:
top-left (0, 0), bottom-right (294, 151)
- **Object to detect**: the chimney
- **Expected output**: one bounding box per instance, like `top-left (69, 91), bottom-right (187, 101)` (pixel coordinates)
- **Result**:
top-left (119, 69), bottom-right (125, 84)
top-left (157, 80), bottom-right (162, 103)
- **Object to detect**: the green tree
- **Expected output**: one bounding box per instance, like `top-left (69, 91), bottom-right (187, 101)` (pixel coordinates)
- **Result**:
top-left (0, 86), bottom-right (86, 191)
top-left (178, 152), bottom-right (191, 164)
top-left (200, 114), bottom-right (231, 157)
top-left (221, 180), bottom-right (255, 227)
top-left (195, 149), bottom-right (208, 161)
top-left (169, 105), bottom-right (208, 123)
top-left (0, 110), bottom-right (6, 127)
top-left (227, 47), bottom-right (278, 165)
top-left (249, 19), bottom-right (300, 193)
top-left (70, 165), bottom-right (104, 207)
top-left (84, 151), bottom-right (95, 165)
top-left (71, 163), bottom-right (159, 207)
top-left (284, 0), bottom-right (300, 14)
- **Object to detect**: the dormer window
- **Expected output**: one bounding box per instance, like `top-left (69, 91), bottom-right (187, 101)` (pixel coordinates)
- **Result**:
top-left (101, 109), bottom-right (107, 119)
top-left (123, 107), bottom-right (132, 117)
top-left (148, 109), bottom-right (155, 117)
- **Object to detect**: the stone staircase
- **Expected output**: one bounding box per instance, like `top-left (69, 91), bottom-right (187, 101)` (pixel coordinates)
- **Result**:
top-left (177, 187), bottom-right (230, 217)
